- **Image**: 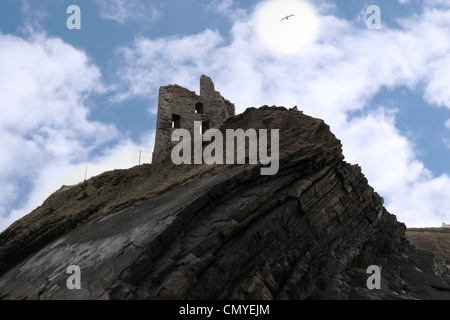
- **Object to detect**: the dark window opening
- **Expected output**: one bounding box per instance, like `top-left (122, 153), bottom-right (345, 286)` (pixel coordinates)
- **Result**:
top-left (195, 102), bottom-right (204, 114)
top-left (202, 121), bottom-right (209, 134)
top-left (172, 114), bottom-right (181, 128)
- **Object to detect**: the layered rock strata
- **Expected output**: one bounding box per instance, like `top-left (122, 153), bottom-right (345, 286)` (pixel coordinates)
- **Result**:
top-left (0, 107), bottom-right (448, 299)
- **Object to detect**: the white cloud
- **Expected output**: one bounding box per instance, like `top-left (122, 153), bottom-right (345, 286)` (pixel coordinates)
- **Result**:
top-left (207, 0), bottom-right (246, 20)
top-left (94, 0), bottom-right (160, 24)
top-left (0, 32), bottom-right (153, 232)
top-left (207, 0), bottom-right (234, 14)
top-left (446, 119), bottom-right (450, 129)
top-left (389, 175), bottom-right (450, 227)
top-left (18, 0), bottom-right (48, 34)
top-left (113, 29), bottom-right (225, 104)
top-left (112, 2), bottom-right (450, 227)
top-left (3, 1), bottom-right (450, 231)
top-left (426, 0), bottom-right (450, 8)
top-left (340, 108), bottom-right (428, 191)
top-left (0, 133), bottom-right (155, 232)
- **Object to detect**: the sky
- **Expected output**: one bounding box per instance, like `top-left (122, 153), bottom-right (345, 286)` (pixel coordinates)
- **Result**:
top-left (0, 0), bottom-right (450, 231)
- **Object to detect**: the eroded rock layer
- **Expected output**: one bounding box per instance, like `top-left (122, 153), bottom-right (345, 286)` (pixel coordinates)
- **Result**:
top-left (0, 107), bottom-right (448, 300)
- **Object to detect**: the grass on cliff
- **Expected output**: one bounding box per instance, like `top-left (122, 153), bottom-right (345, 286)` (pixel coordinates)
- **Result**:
top-left (405, 228), bottom-right (450, 261)
top-left (0, 106), bottom-right (340, 252)
top-left (0, 160), bottom-right (223, 247)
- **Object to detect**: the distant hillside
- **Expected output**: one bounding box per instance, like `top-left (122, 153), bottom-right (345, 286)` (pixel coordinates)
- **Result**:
top-left (406, 228), bottom-right (450, 266)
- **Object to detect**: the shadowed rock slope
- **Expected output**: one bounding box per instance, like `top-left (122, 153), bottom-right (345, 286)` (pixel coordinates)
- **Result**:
top-left (0, 106), bottom-right (449, 299)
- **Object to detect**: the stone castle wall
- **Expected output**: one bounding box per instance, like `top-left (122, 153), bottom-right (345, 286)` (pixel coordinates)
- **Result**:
top-left (152, 75), bottom-right (235, 164)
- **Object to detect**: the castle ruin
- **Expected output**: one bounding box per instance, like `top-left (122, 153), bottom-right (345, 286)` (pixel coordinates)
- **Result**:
top-left (152, 75), bottom-right (235, 164)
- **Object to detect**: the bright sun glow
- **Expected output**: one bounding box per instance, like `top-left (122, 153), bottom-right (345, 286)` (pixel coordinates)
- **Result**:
top-left (253, 0), bottom-right (320, 55)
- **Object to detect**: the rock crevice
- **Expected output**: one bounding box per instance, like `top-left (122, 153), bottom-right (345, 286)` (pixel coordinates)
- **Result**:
top-left (0, 106), bottom-right (448, 300)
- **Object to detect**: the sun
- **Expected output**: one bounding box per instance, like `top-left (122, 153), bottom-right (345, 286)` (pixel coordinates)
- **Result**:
top-left (253, 0), bottom-right (320, 55)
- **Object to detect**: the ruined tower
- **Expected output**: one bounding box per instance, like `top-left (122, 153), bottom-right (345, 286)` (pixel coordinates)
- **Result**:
top-left (152, 75), bottom-right (235, 164)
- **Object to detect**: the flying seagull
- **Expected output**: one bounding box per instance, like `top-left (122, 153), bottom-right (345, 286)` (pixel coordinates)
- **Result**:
top-left (280, 14), bottom-right (295, 21)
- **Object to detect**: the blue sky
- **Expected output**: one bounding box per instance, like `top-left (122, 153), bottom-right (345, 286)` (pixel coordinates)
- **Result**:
top-left (1, 0), bottom-right (450, 230)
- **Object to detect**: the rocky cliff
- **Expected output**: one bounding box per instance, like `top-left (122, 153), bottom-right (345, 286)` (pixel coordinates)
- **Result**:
top-left (0, 106), bottom-right (449, 299)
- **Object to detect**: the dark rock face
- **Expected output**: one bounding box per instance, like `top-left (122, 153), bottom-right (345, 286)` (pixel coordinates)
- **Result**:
top-left (0, 107), bottom-right (448, 300)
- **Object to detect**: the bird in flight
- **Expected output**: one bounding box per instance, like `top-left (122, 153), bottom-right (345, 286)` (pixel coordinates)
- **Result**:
top-left (280, 14), bottom-right (295, 21)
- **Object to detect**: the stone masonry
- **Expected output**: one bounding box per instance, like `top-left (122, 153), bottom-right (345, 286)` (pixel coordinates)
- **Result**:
top-left (152, 75), bottom-right (235, 164)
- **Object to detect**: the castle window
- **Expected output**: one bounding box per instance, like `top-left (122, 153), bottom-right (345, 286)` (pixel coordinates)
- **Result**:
top-left (172, 114), bottom-right (181, 128)
top-left (202, 121), bottom-right (209, 134)
top-left (195, 102), bottom-right (204, 114)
